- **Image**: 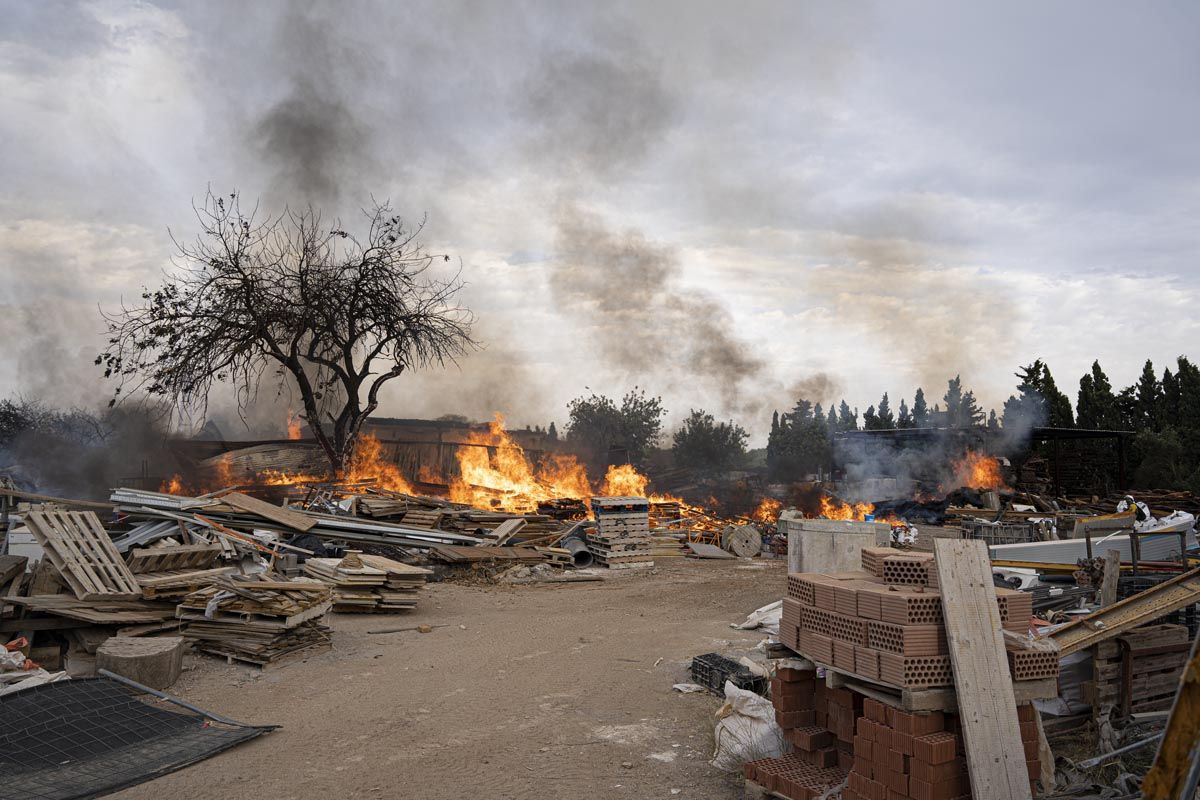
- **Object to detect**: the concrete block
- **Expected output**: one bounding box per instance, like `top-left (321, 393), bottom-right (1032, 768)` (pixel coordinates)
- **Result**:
top-left (96, 636), bottom-right (184, 690)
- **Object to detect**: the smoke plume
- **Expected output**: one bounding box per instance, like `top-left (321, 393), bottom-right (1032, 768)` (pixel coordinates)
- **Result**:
top-left (551, 205), bottom-right (766, 415)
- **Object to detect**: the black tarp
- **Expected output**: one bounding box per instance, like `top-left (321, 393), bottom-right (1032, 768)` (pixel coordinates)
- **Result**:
top-left (0, 677), bottom-right (273, 800)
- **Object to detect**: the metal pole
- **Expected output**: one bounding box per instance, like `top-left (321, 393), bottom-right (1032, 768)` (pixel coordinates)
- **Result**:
top-left (1077, 732), bottom-right (1164, 768)
top-left (98, 669), bottom-right (280, 730)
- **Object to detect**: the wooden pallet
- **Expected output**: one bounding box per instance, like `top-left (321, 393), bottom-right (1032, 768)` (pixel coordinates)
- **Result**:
top-left (25, 508), bottom-right (141, 599)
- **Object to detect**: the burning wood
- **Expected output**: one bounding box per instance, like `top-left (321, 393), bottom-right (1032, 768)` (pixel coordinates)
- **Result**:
top-left (952, 450), bottom-right (1008, 491)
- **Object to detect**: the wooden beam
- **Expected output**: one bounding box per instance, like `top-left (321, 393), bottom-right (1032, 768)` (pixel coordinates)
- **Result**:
top-left (1044, 565), bottom-right (1200, 656)
top-left (1100, 548), bottom-right (1121, 607)
top-left (220, 492), bottom-right (316, 532)
top-left (934, 538), bottom-right (1031, 800)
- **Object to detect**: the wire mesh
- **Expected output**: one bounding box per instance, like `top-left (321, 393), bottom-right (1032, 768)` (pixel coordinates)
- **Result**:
top-left (0, 677), bottom-right (270, 800)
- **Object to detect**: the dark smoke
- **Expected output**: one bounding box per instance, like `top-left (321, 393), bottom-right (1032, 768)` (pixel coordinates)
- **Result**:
top-left (519, 47), bottom-right (678, 179)
top-left (0, 400), bottom-right (178, 499)
top-left (251, 5), bottom-right (373, 209)
top-left (551, 204), bottom-right (766, 415)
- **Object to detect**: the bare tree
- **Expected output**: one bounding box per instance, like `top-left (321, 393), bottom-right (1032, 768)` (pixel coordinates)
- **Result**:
top-left (99, 191), bottom-right (476, 474)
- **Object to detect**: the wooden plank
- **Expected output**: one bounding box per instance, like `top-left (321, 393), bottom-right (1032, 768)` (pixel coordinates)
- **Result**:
top-left (934, 538), bottom-right (1031, 800)
top-left (491, 518), bottom-right (527, 546)
top-left (221, 491), bottom-right (316, 532)
top-left (1099, 548), bottom-right (1121, 607)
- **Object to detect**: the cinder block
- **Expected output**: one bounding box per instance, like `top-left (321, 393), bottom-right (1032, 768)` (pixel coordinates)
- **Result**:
top-left (776, 709), bottom-right (816, 729)
top-left (792, 725), bottom-right (834, 751)
top-left (893, 710), bottom-right (945, 737)
top-left (909, 774), bottom-right (970, 800)
top-left (910, 755), bottom-right (965, 783)
top-left (884, 748), bottom-right (910, 774)
top-left (778, 666), bottom-right (816, 683)
top-left (834, 640), bottom-right (857, 671)
top-left (855, 646), bottom-right (881, 680)
top-left (912, 731), bottom-right (958, 765)
top-left (868, 621), bottom-right (949, 656)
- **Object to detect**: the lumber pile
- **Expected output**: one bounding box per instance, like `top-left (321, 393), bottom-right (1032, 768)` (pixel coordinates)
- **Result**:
top-left (303, 552), bottom-right (429, 612)
top-left (587, 496), bottom-right (653, 570)
top-left (177, 574), bottom-right (332, 666)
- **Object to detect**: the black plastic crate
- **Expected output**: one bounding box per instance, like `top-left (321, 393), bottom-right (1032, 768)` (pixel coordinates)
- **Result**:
top-left (689, 652), bottom-right (768, 696)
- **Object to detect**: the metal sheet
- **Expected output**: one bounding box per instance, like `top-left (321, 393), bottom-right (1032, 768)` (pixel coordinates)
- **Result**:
top-left (990, 531), bottom-right (1197, 564)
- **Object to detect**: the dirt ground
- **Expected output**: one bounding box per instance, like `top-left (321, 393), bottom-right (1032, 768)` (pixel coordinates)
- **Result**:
top-left (111, 558), bottom-right (787, 800)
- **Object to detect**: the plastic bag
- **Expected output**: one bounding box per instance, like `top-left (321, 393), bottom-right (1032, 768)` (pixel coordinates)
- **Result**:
top-left (710, 680), bottom-right (786, 772)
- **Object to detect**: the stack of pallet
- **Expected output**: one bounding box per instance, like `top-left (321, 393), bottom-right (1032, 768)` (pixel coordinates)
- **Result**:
top-left (587, 497), bottom-right (653, 570)
top-left (303, 552), bottom-right (429, 612)
top-left (1082, 623), bottom-right (1191, 713)
top-left (780, 547), bottom-right (1043, 691)
top-left (177, 574), bottom-right (332, 667)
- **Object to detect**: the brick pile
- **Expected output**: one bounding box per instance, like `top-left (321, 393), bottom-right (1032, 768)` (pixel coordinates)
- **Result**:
top-left (746, 672), bottom-right (1044, 799)
top-left (843, 698), bottom-right (1042, 800)
top-left (779, 548), bottom-right (1047, 690)
top-left (743, 665), bottom-right (852, 798)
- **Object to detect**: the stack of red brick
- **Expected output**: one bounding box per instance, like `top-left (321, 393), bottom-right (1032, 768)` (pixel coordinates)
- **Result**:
top-left (779, 548), bottom-right (1045, 690)
top-left (743, 666), bottom-right (853, 798)
top-left (845, 698), bottom-right (1042, 800)
top-left (744, 672), bottom-right (1044, 800)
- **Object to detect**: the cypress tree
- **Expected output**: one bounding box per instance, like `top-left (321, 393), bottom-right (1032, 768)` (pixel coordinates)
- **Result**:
top-left (912, 388), bottom-right (928, 427)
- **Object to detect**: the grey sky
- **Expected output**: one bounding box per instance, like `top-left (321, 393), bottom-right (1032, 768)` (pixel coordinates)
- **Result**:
top-left (1, 0), bottom-right (1197, 442)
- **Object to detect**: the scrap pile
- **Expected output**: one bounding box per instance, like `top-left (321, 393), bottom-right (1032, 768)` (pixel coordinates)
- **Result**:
top-left (177, 574), bottom-right (332, 667)
top-left (303, 552), bottom-right (430, 612)
top-left (587, 497), bottom-right (653, 570)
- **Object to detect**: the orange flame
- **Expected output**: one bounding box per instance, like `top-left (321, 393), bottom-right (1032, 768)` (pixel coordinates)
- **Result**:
top-left (160, 474), bottom-right (186, 495)
top-left (953, 450), bottom-right (1007, 490)
top-left (817, 495), bottom-right (875, 521)
top-left (449, 413), bottom-right (590, 513)
top-left (752, 497), bottom-right (783, 523)
top-left (286, 410), bottom-right (303, 440)
top-left (601, 463), bottom-right (650, 497)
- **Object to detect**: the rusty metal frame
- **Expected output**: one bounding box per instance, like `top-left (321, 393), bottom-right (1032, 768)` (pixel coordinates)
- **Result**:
top-left (1042, 565), bottom-right (1200, 656)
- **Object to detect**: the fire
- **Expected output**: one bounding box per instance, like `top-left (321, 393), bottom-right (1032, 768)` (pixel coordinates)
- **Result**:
top-left (261, 434), bottom-right (414, 493)
top-left (160, 474), bottom-right (186, 495)
top-left (449, 413), bottom-right (590, 513)
top-left (752, 497), bottom-right (783, 523)
top-left (345, 434), bottom-right (414, 493)
top-left (817, 495), bottom-right (875, 521)
top-left (953, 450), bottom-right (1007, 490)
top-left (286, 409), bottom-right (303, 440)
top-left (601, 463), bottom-right (650, 496)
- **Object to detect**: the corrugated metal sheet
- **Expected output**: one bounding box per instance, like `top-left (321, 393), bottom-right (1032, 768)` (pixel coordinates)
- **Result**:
top-left (990, 530), bottom-right (1196, 563)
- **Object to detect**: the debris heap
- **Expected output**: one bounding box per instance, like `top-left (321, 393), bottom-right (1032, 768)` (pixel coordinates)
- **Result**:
top-left (303, 552), bottom-right (430, 612)
top-left (177, 574), bottom-right (332, 667)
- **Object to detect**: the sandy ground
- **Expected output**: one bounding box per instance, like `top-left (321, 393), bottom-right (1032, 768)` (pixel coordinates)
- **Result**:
top-left (111, 558), bottom-right (787, 800)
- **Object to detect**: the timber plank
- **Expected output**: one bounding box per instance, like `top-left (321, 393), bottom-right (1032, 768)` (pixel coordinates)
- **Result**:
top-left (934, 538), bottom-right (1031, 800)
top-left (221, 492), bottom-right (316, 532)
